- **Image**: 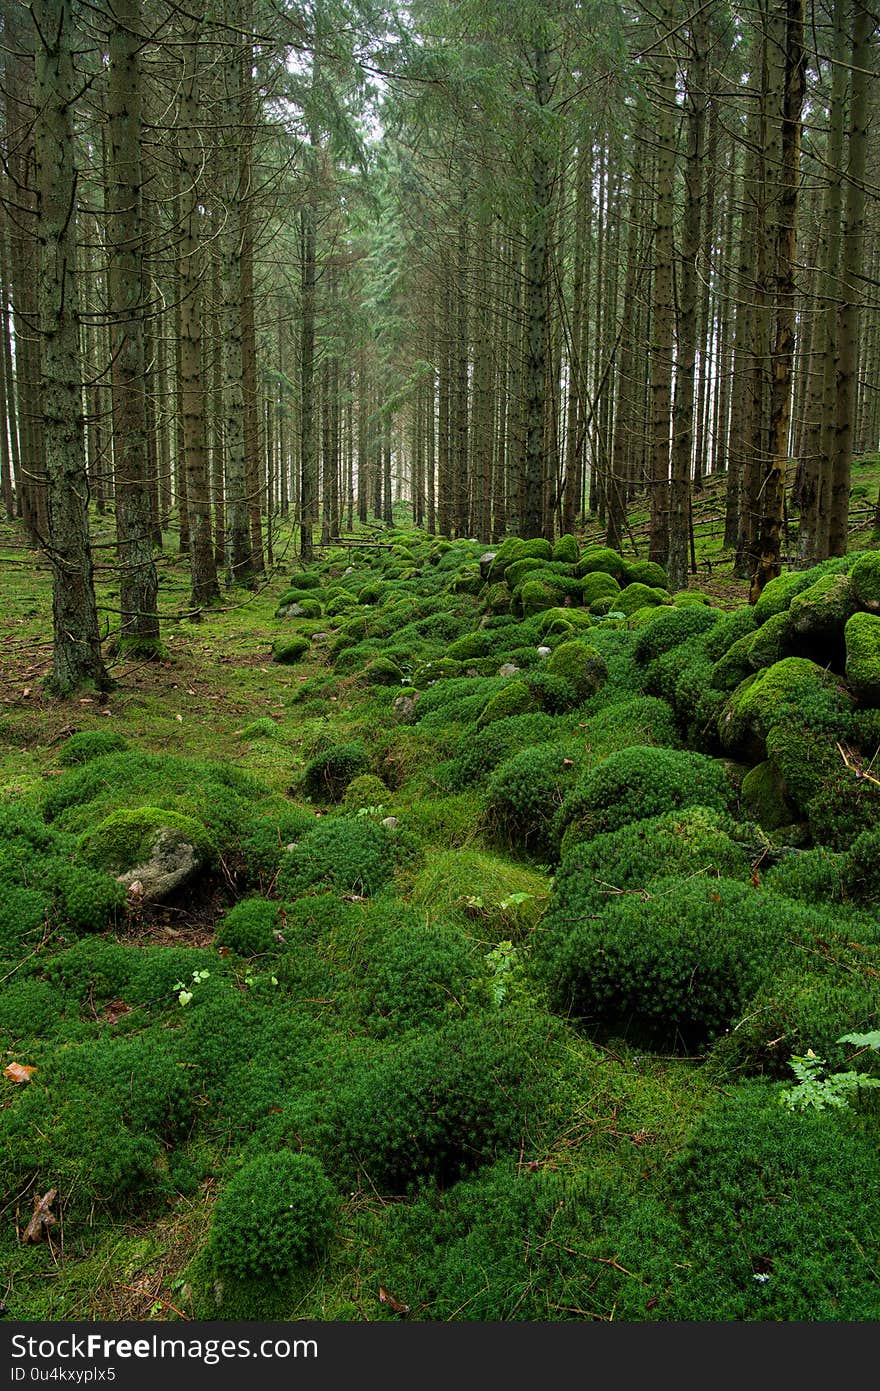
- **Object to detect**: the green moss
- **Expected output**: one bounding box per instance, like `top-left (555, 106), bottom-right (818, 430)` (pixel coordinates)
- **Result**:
top-left (276, 816), bottom-right (403, 897)
top-left (616, 583), bottom-right (670, 616)
top-left (516, 578), bottom-right (563, 617)
top-left (545, 639), bottom-right (608, 700)
top-left (747, 610), bottom-right (794, 671)
top-left (477, 680), bottom-right (540, 727)
top-left (633, 605), bottom-right (719, 665)
top-left (624, 559), bottom-right (669, 589)
top-left (752, 568), bottom-right (813, 623)
top-left (576, 547), bottom-right (629, 581)
top-left (237, 716), bottom-right (279, 741)
top-left (410, 848), bottom-right (548, 939)
top-left (412, 656), bottom-right (464, 686)
top-left (79, 806), bottom-right (216, 873)
top-left (710, 632), bottom-right (757, 691)
top-left (341, 773), bottom-right (391, 812)
top-left (359, 921), bottom-right (477, 1036)
top-left (788, 573), bottom-right (856, 642)
top-left (504, 557), bottom-right (552, 590)
top-left (553, 533), bottom-right (579, 564)
top-left (850, 550), bottom-right (880, 612)
top-left (209, 1152), bottom-right (336, 1279)
top-left (741, 760), bottom-right (796, 831)
top-left (486, 741), bottom-right (578, 857)
top-left (361, 656), bottom-right (404, 686)
top-left (718, 658), bottom-right (852, 760)
top-left (578, 570), bottom-right (620, 607)
top-left (215, 897), bottom-right (280, 956)
top-left (451, 567), bottom-right (483, 595)
top-left (302, 741), bottom-right (370, 802)
top-left (845, 611), bottom-right (880, 702)
top-left (58, 730), bottom-right (128, 766)
top-left (272, 635), bottom-right (310, 664)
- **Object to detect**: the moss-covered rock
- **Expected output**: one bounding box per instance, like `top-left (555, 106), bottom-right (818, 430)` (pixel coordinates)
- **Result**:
top-left (850, 551), bottom-right (880, 613)
top-left (504, 557), bottom-right (552, 590)
top-left (719, 658), bottom-right (851, 761)
top-left (579, 570), bottom-right (620, 607)
top-left (741, 761), bottom-right (796, 831)
top-left (481, 582), bottom-right (510, 615)
top-left (672, 590), bottom-right (713, 606)
top-left (80, 807), bottom-right (215, 901)
top-left (788, 573), bottom-right (856, 644)
top-left (517, 578), bottom-right (564, 617)
top-left (451, 567), bottom-right (483, 595)
top-left (747, 610), bottom-right (794, 671)
top-left (576, 547), bottom-right (629, 581)
top-left (711, 632), bottom-right (757, 691)
top-left (362, 657), bottom-right (404, 686)
top-left (845, 611), bottom-right (880, 703)
top-left (412, 657), bottom-right (464, 686)
top-left (553, 533), bottom-right (579, 564)
top-left (616, 583), bottom-right (671, 617)
top-left (538, 607), bottom-right (594, 636)
top-left (625, 559), bottom-right (669, 590)
top-left (272, 635), bottom-right (310, 664)
top-left (753, 569), bottom-right (813, 624)
top-left (477, 680), bottom-right (540, 728)
top-left (342, 773), bottom-right (392, 812)
top-left (544, 639), bottom-right (608, 701)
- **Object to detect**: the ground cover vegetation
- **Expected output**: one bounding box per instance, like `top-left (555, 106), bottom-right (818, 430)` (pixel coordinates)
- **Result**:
top-left (1, 0), bottom-right (880, 1329)
top-left (2, 521), bottom-right (880, 1323)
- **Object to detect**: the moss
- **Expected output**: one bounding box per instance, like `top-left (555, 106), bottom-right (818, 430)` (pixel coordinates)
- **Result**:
top-left (624, 559), bottom-right (669, 589)
top-left (276, 816), bottom-right (403, 897)
top-left (410, 848), bottom-right (548, 939)
top-left (302, 742), bottom-right (370, 802)
top-left (788, 573), bottom-right (856, 644)
top-left (209, 1152), bottom-right (336, 1279)
top-left (673, 590), bottom-right (713, 606)
top-left (451, 567), bottom-right (484, 595)
top-left (485, 741), bottom-right (578, 857)
top-left (703, 606), bottom-right (758, 661)
top-left (215, 897), bottom-right (280, 956)
top-left (361, 656), bottom-right (404, 686)
top-left (633, 604), bottom-right (719, 665)
top-left (576, 547), bottom-right (629, 581)
top-left (446, 630), bottom-right (495, 662)
top-left (752, 568), bottom-right (814, 623)
top-left (545, 640), bottom-right (608, 700)
top-left (718, 658), bottom-right (852, 761)
top-left (359, 921), bottom-right (477, 1036)
top-left (710, 632), bottom-right (756, 691)
top-left (747, 610), bottom-right (794, 670)
top-left (504, 557), bottom-right (552, 590)
top-left (845, 611), bottom-right (880, 703)
top-left (578, 570), bottom-right (620, 607)
top-left (741, 761), bottom-right (796, 831)
top-left (79, 806), bottom-right (216, 874)
top-left (476, 680), bottom-right (540, 727)
top-left (480, 582), bottom-right (510, 615)
top-left (850, 550), bottom-right (880, 613)
top-left (616, 583), bottom-right (670, 616)
top-left (272, 635), bottom-right (310, 664)
top-left (341, 773), bottom-right (391, 812)
top-left (516, 578), bottom-right (564, 617)
top-left (553, 533), bottom-right (579, 564)
top-left (412, 656), bottom-right (463, 686)
top-left (58, 730), bottom-right (128, 766)
top-left (237, 717), bottom-right (279, 741)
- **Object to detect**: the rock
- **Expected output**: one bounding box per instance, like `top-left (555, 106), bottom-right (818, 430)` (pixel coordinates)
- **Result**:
top-left (536, 645), bottom-right (551, 658)
top-left (498, 662), bottom-right (520, 677)
top-left (553, 533), bottom-right (579, 564)
top-left (477, 680), bottom-right (540, 728)
top-left (117, 826), bottom-right (205, 903)
top-left (788, 574), bottom-right (856, 643)
top-left (546, 640), bottom-right (608, 698)
top-left (741, 760), bottom-right (797, 831)
top-left (392, 692), bottom-right (420, 723)
top-left (580, 570), bottom-right (620, 606)
top-left (616, 582), bottom-right (671, 617)
top-left (718, 657), bottom-right (852, 761)
top-left (381, 816), bottom-right (398, 829)
top-left (851, 552), bottom-right (880, 614)
top-left (479, 551), bottom-right (497, 580)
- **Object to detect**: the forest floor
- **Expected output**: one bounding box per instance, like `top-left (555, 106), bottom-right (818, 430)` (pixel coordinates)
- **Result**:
top-left (1, 458), bottom-right (879, 1323)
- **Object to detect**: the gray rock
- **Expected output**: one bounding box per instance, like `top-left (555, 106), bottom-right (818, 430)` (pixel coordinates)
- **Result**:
top-left (479, 551), bottom-right (497, 580)
top-left (392, 692), bottom-right (420, 724)
top-left (537, 645), bottom-right (552, 658)
top-left (498, 662), bottom-right (520, 678)
top-left (381, 816), bottom-right (398, 829)
top-left (117, 826), bottom-right (205, 904)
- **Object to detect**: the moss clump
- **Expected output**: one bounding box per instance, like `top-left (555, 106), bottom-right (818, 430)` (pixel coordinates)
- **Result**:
top-left (616, 583), bottom-right (670, 616)
top-left (753, 568), bottom-right (813, 623)
top-left (664, 1085), bottom-right (880, 1319)
top-left (209, 1152), bottom-right (336, 1279)
top-left (741, 761), bottom-right (797, 831)
top-left (850, 550), bottom-right (880, 613)
top-left (302, 741), bottom-right (370, 802)
top-left (703, 606), bottom-right (758, 661)
top-left (276, 816), bottom-right (402, 897)
top-left (272, 635), bottom-right (310, 664)
top-left (358, 582), bottom-right (383, 604)
top-left (504, 557), bottom-right (553, 590)
top-left (79, 806), bottom-right (216, 874)
top-left (633, 604), bottom-right (719, 665)
top-left (553, 533), bottom-right (579, 564)
top-left (710, 632), bottom-right (757, 691)
top-left (485, 742), bottom-right (578, 857)
top-left (578, 571), bottom-right (620, 607)
top-left (58, 730), bottom-right (128, 766)
top-left (576, 547), bottom-right (629, 581)
top-left (412, 657), bottom-right (463, 686)
top-left (237, 717), bottom-right (279, 741)
top-left (215, 897), bottom-right (280, 956)
top-left (451, 568), bottom-right (482, 595)
top-left (788, 573), bottom-right (856, 644)
top-left (746, 610), bottom-right (794, 671)
top-left (516, 578), bottom-right (563, 617)
top-left (410, 848), bottom-right (548, 939)
top-left (238, 806), bottom-right (318, 885)
top-left (333, 1015), bottom-right (551, 1191)
top-left (545, 640), bottom-right (608, 700)
top-left (288, 571), bottom-right (321, 590)
top-left (718, 658), bottom-right (851, 761)
top-left (536, 877), bottom-right (794, 1050)
top-left (444, 711), bottom-right (561, 789)
top-left (557, 745), bottom-right (731, 847)
top-left (341, 773), bottom-right (391, 812)
top-left (845, 611), bottom-right (880, 702)
top-left (446, 631), bottom-right (495, 662)
top-left (360, 922), bottom-right (476, 1036)
top-left (477, 680), bottom-right (540, 728)
top-left (624, 559), bottom-right (669, 589)
top-left (362, 657), bottom-right (404, 686)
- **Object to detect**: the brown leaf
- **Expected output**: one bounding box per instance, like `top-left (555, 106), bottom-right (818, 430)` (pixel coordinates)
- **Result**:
top-left (23, 1189), bottom-right (57, 1243)
top-left (4, 1062), bottom-right (36, 1084)
top-left (562, 758), bottom-right (574, 767)
top-left (378, 1285), bottom-right (410, 1316)
top-left (102, 1000), bottom-right (131, 1025)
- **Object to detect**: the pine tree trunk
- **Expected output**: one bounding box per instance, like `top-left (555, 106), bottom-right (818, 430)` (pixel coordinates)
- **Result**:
top-left (647, 3), bottom-right (676, 566)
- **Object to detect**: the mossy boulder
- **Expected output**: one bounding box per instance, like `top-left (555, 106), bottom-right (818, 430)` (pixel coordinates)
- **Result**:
top-left (451, 567), bottom-right (483, 596)
top-left (545, 640), bottom-right (608, 700)
top-left (477, 681), bottom-right (540, 728)
top-left (616, 583), bottom-right (671, 617)
top-left (673, 591), bottom-right (713, 607)
top-left (486, 537), bottom-right (526, 584)
top-left (80, 807), bottom-right (216, 902)
top-left (711, 632), bottom-right (757, 691)
top-left (850, 551), bottom-right (880, 613)
top-left (342, 773), bottom-right (392, 813)
top-left (362, 657), bottom-right (404, 686)
top-left (517, 578), bottom-right (564, 617)
top-left (741, 760), bottom-right (797, 831)
top-left (747, 610), bottom-right (794, 671)
top-left (845, 611), bottom-right (880, 703)
top-left (753, 569), bottom-right (813, 624)
top-left (788, 574), bottom-right (856, 644)
top-left (576, 547), bottom-right (629, 581)
top-left (624, 559), bottom-right (669, 590)
top-left (504, 557), bottom-right (551, 590)
top-left (538, 607), bottom-right (594, 636)
top-left (447, 631), bottom-right (495, 662)
top-left (272, 635), bottom-right (310, 664)
top-left (412, 657), bottom-right (464, 686)
top-left (718, 658), bottom-right (851, 761)
top-left (553, 533), bottom-right (579, 564)
top-left (481, 583), bottom-right (510, 615)
top-left (579, 570), bottom-right (620, 607)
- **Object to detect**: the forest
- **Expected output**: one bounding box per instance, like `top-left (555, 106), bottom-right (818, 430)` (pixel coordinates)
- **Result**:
top-left (1, 0), bottom-right (880, 1327)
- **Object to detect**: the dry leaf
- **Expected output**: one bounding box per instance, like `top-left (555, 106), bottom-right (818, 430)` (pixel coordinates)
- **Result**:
top-left (23, 1189), bottom-right (57, 1243)
top-left (174, 714), bottom-right (183, 723)
top-left (102, 1000), bottom-right (131, 1025)
top-left (4, 1062), bottom-right (36, 1084)
top-left (378, 1285), bottom-right (410, 1316)
top-left (22, 686), bottom-right (31, 697)
top-left (128, 880), bottom-right (144, 901)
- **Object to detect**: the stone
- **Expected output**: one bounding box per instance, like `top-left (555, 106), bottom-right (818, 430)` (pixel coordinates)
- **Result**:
top-left (479, 551), bottom-right (497, 580)
top-left (392, 692), bottom-right (420, 723)
top-left (117, 826), bottom-right (205, 903)
top-left (498, 662), bottom-right (520, 677)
